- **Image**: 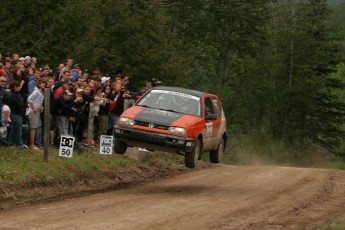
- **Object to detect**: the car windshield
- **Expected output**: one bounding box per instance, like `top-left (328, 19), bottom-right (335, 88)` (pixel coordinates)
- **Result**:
top-left (137, 89), bottom-right (201, 116)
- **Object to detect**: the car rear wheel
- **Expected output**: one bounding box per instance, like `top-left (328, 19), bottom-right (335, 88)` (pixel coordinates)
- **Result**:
top-left (114, 139), bottom-right (127, 154)
top-left (210, 138), bottom-right (224, 163)
top-left (185, 139), bottom-right (201, 168)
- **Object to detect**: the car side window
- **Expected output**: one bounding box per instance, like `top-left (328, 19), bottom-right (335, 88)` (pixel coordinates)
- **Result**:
top-left (204, 98), bottom-right (215, 116)
top-left (212, 98), bottom-right (222, 117)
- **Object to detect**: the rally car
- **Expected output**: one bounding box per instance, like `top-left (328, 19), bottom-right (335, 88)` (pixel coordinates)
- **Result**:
top-left (113, 86), bottom-right (227, 168)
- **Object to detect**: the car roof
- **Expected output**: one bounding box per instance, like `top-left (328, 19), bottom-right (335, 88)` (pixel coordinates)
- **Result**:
top-left (152, 86), bottom-right (210, 98)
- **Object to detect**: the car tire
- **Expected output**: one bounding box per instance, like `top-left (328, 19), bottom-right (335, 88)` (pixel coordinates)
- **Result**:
top-left (210, 138), bottom-right (224, 163)
top-left (185, 139), bottom-right (201, 168)
top-left (114, 140), bottom-right (127, 155)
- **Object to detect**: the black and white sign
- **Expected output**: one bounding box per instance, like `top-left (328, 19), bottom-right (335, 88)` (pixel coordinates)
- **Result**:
top-left (100, 135), bottom-right (113, 155)
top-left (59, 135), bottom-right (75, 158)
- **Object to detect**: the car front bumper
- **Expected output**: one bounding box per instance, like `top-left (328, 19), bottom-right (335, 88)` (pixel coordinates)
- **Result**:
top-left (113, 126), bottom-right (196, 153)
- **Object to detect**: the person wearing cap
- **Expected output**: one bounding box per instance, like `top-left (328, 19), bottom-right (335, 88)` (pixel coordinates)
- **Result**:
top-left (4, 53), bottom-right (11, 62)
top-left (101, 76), bottom-right (110, 86)
top-left (24, 56), bottom-right (31, 68)
top-left (55, 90), bottom-right (78, 138)
top-left (54, 80), bottom-right (72, 100)
top-left (71, 64), bottom-right (81, 75)
top-left (98, 85), bottom-right (112, 136)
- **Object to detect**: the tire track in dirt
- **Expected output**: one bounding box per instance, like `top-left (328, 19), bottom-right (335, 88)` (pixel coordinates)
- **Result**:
top-left (0, 165), bottom-right (344, 230)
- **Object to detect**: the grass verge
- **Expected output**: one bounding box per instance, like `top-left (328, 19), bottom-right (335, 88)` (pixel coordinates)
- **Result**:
top-left (0, 146), bottom-right (201, 210)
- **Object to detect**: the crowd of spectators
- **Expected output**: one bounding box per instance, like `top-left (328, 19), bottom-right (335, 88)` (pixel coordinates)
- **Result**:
top-left (0, 53), bottom-right (159, 150)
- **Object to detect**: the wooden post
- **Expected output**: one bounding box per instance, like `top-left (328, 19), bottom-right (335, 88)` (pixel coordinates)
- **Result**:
top-left (43, 88), bottom-right (50, 162)
top-left (87, 103), bottom-right (95, 153)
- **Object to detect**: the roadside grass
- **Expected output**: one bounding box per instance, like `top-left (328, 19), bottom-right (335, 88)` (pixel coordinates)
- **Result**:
top-left (311, 214), bottom-right (345, 230)
top-left (0, 146), bottom-right (140, 190)
top-left (332, 217), bottom-right (345, 230)
top-left (0, 145), bottom-right (189, 192)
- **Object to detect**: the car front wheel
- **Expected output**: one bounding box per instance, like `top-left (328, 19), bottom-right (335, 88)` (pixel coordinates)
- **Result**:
top-left (114, 139), bottom-right (127, 154)
top-left (185, 139), bottom-right (201, 168)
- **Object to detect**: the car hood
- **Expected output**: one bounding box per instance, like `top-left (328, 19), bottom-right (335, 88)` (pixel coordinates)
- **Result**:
top-left (121, 106), bottom-right (202, 127)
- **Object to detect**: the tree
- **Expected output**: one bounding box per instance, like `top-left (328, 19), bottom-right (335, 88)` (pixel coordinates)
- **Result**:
top-left (263, 0), bottom-right (345, 153)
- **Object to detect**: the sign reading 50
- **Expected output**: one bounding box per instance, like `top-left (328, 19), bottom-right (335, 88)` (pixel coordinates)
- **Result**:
top-left (59, 135), bottom-right (75, 158)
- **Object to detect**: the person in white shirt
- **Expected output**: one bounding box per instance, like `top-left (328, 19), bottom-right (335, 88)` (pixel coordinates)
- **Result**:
top-left (27, 79), bottom-right (45, 150)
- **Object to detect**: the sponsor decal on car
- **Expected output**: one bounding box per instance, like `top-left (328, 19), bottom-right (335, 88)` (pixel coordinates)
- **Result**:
top-left (153, 89), bottom-right (200, 101)
top-left (206, 122), bottom-right (213, 136)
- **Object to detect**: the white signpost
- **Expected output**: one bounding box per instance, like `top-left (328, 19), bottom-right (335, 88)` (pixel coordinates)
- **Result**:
top-left (100, 135), bottom-right (113, 155)
top-left (59, 135), bottom-right (75, 158)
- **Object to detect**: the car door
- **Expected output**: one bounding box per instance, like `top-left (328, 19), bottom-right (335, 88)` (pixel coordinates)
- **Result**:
top-left (211, 96), bottom-right (226, 144)
top-left (202, 97), bottom-right (219, 151)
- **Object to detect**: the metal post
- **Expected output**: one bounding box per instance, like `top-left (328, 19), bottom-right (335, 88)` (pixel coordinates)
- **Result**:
top-left (43, 87), bottom-right (50, 162)
top-left (87, 102), bottom-right (95, 153)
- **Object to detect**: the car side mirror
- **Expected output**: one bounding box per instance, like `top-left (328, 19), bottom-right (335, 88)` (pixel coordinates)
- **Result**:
top-left (205, 113), bottom-right (217, 120)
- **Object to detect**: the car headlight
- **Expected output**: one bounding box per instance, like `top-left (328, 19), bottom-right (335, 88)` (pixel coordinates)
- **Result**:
top-left (118, 117), bottom-right (135, 126)
top-left (168, 127), bottom-right (186, 136)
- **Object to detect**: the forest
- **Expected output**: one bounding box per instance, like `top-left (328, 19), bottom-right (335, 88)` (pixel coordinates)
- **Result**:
top-left (0, 0), bottom-right (344, 162)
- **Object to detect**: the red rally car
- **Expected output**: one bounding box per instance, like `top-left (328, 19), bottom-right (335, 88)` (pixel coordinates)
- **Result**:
top-left (113, 86), bottom-right (228, 168)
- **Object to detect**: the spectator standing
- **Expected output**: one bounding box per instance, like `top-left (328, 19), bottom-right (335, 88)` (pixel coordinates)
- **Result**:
top-left (54, 81), bottom-right (72, 100)
top-left (54, 70), bottom-right (70, 92)
top-left (24, 56), bottom-right (31, 68)
top-left (59, 58), bottom-right (73, 78)
top-left (7, 81), bottom-right (28, 148)
top-left (1, 92), bottom-right (11, 138)
top-left (0, 75), bottom-right (6, 122)
top-left (97, 86), bottom-right (112, 136)
top-left (107, 79), bottom-right (125, 134)
top-left (28, 69), bottom-right (41, 96)
top-left (47, 76), bottom-right (56, 144)
top-left (55, 90), bottom-right (75, 138)
top-left (54, 63), bottom-right (64, 81)
top-left (27, 79), bottom-right (45, 150)
top-left (3, 60), bottom-right (12, 87)
top-left (11, 53), bottom-right (19, 68)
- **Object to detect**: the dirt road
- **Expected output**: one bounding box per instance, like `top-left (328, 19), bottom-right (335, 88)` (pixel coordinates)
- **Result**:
top-left (1, 165), bottom-right (345, 230)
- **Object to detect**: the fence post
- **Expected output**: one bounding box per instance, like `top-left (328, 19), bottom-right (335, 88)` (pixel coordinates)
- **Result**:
top-left (43, 87), bottom-right (50, 162)
top-left (87, 102), bottom-right (95, 153)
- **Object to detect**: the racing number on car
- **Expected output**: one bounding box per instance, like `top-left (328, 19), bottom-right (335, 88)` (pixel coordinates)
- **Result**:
top-left (100, 135), bottom-right (113, 155)
top-left (59, 135), bottom-right (75, 158)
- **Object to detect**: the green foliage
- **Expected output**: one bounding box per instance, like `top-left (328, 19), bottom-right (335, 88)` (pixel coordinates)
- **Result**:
top-left (0, 0), bottom-right (344, 160)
